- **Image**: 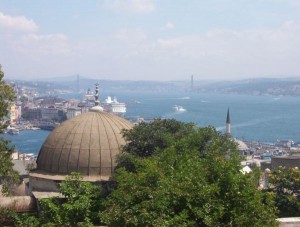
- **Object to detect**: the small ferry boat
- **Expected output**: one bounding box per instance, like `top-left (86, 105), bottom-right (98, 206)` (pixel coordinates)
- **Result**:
top-left (6, 126), bottom-right (20, 135)
top-left (7, 128), bottom-right (20, 135)
top-left (37, 122), bottom-right (60, 131)
top-left (173, 105), bottom-right (186, 112)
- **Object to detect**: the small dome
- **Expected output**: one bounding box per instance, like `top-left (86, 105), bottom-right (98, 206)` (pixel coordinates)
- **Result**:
top-left (36, 111), bottom-right (132, 180)
top-left (234, 139), bottom-right (249, 151)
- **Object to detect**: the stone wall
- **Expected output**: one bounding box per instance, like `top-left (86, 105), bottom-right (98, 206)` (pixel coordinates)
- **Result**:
top-left (278, 217), bottom-right (300, 227)
top-left (272, 156), bottom-right (300, 170)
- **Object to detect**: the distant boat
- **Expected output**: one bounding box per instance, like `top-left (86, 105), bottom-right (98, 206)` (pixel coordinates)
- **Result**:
top-left (7, 128), bottom-right (20, 135)
top-left (181, 97), bottom-right (190, 100)
top-left (37, 122), bottom-right (60, 131)
top-left (173, 105), bottom-right (186, 112)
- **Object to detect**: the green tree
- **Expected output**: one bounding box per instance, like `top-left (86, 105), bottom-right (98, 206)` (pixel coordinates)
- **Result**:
top-left (0, 65), bottom-right (19, 194)
top-left (121, 119), bottom-right (196, 157)
top-left (13, 173), bottom-right (104, 226)
top-left (0, 65), bottom-right (14, 131)
top-left (118, 119), bottom-right (196, 171)
top-left (39, 173), bottom-right (103, 226)
top-left (13, 213), bottom-right (40, 227)
top-left (0, 208), bottom-right (16, 226)
top-left (102, 126), bottom-right (278, 226)
top-left (267, 167), bottom-right (300, 217)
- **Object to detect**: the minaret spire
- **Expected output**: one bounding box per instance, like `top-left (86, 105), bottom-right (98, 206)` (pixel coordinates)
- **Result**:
top-left (226, 108), bottom-right (231, 136)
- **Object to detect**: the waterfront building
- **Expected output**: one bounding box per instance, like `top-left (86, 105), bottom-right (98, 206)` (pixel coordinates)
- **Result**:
top-left (83, 88), bottom-right (95, 108)
top-left (23, 107), bottom-right (41, 121)
top-left (9, 104), bottom-right (21, 125)
top-left (40, 107), bottom-right (66, 122)
top-left (41, 107), bottom-right (59, 121)
top-left (275, 139), bottom-right (294, 148)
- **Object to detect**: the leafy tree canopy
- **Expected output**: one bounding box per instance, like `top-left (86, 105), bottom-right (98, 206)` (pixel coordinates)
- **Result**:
top-left (267, 166), bottom-right (300, 217)
top-left (121, 118), bottom-right (196, 157)
top-left (0, 65), bottom-right (18, 194)
top-left (4, 119), bottom-right (279, 226)
top-left (39, 173), bottom-right (102, 226)
top-left (0, 65), bottom-right (14, 131)
top-left (102, 126), bottom-right (278, 226)
top-left (14, 173), bottom-right (104, 226)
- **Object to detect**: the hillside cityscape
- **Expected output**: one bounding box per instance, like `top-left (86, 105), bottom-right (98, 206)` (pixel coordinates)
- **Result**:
top-left (2, 76), bottom-right (300, 226)
top-left (2, 0), bottom-right (300, 226)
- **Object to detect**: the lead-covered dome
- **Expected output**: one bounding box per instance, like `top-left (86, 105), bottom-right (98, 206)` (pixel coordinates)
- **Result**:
top-left (36, 111), bottom-right (132, 180)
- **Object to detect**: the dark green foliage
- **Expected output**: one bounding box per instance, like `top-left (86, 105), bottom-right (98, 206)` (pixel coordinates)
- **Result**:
top-left (267, 167), bottom-right (300, 217)
top-left (121, 118), bottom-right (196, 157)
top-left (38, 173), bottom-right (103, 226)
top-left (0, 66), bottom-right (15, 131)
top-left (14, 173), bottom-right (104, 226)
top-left (3, 118), bottom-right (279, 226)
top-left (0, 66), bottom-right (19, 195)
top-left (0, 208), bottom-right (16, 226)
top-left (102, 126), bottom-right (278, 226)
top-left (0, 208), bottom-right (40, 227)
top-left (0, 137), bottom-right (19, 194)
top-left (14, 213), bottom-right (40, 227)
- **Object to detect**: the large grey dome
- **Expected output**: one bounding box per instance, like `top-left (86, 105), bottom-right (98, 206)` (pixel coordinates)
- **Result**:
top-left (36, 111), bottom-right (132, 180)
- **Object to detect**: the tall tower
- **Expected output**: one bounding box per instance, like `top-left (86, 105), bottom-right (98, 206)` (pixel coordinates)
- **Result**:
top-left (191, 75), bottom-right (194, 91)
top-left (76, 74), bottom-right (79, 94)
top-left (226, 108), bottom-right (231, 136)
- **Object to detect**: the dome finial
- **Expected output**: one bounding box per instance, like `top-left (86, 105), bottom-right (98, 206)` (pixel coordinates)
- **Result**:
top-left (94, 82), bottom-right (100, 106)
top-left (90, 82), bottom-right (103, 112)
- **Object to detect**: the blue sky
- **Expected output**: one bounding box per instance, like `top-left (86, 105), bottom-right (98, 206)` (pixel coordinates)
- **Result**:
top-left (1, 0), bottom-right (300, 81)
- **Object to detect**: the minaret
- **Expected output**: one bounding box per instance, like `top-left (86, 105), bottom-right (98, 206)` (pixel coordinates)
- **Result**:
top-left (226, 108), bottom-right (231, 136)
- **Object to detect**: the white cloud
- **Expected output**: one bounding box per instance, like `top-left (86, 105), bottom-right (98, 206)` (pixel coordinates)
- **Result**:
top-left (114, 28), bottom-right (147, 42)
top-left (160, 22), bottom-right (175, 30)
top-left (0, 12), bottom-right (71, 57)
top-left (157, 38), bottom-right (182, 48)
top-left (103, 0), bottom-right (155, 13)
top-left (2, 15), bottom-right (300, 80)
top-left (0, 12), bottom-right (38, 32)
top-left (18, 34), bottom-right (71, 55)
top-left (138, 20), bottom-right (300, 79)
top-left (22, 34), bottom-right (67, 42)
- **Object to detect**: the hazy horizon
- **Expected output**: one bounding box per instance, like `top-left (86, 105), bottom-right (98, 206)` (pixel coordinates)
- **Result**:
top-left (1, 0), bottom-right (300, 81)
top-left (7, 74), bottom-right (300, 84)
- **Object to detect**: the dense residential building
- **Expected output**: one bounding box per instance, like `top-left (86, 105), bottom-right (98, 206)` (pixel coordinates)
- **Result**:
top-left (41, 107), bottom-right (59, 121)
top-left (22, 108), bottom-right (41, 121)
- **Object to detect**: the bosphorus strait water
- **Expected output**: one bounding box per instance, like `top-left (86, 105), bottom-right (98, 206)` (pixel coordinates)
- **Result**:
top-left (3, 91), bottom-right (300, 155)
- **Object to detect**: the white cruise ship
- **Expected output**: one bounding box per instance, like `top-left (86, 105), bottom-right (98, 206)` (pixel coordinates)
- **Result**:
top-left (173, 105), bottom-right (186, 112)
top-left (102, 96), bottom-right (126, 116)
